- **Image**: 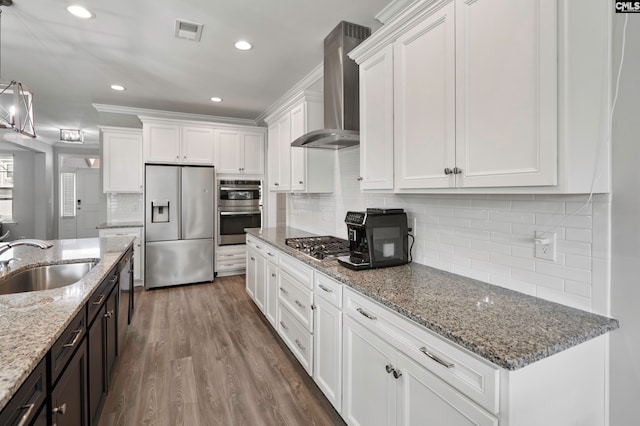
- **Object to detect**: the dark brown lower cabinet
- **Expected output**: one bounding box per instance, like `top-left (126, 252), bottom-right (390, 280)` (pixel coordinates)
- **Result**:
top-left (88, 278), bottom-right (119, 425)
top-left (51, 341), bottom-right (88, 426)
top-left (88, 305), bottom-right (106, 426)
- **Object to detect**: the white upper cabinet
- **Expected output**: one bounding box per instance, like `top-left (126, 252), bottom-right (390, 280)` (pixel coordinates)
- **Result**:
top-left (216, 129), bottom-right (265, 174)
top-left (266, 91), bottom-right (333, 193)
top-left (394, 2), bottom-right (456, 190)
top-left (267, 113), bottom-right (291, 191)
top-left (181, 126), bottom-right (215, 165)
top-left (454, 0), bottom-right (557, 188)
top-left (349, 0), bottom-right (610, 194)
top-left (142, 119), bottom-right (214, 165)
top-left (359, 44), bottom-right (395, 190)
top-left (101, 127), bottom-right (143, 193)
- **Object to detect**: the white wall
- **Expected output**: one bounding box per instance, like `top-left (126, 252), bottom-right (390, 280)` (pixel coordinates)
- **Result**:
top-left (288, 147), bottom-right (611, 315)
top-left (610, 13), bottom-right (640, 425)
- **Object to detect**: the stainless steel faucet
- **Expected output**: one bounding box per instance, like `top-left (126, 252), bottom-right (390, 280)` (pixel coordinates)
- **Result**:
top-left (0, 239), bottom-right (54, 257)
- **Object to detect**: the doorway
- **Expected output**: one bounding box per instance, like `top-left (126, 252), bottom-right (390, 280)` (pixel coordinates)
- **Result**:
top-left (58, 155), bottom-right (100, 239)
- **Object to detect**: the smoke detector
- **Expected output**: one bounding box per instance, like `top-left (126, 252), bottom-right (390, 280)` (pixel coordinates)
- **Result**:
top-left (175, 19), bottom-right (203, 42)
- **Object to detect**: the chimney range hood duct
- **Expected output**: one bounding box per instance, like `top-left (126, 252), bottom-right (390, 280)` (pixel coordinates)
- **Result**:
top-left (291, 21), bottom-right (371, 149)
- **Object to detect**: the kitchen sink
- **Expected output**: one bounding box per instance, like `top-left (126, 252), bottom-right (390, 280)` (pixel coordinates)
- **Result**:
top-left (0, 262), bottom-right (98, 296)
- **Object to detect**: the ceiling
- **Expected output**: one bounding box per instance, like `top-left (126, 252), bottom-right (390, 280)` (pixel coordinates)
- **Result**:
top-left (0, 0), bottom-right (392, 145)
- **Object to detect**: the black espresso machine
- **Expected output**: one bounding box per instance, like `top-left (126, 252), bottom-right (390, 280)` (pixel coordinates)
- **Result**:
top-left (338, 208), bottom-right (409, 270)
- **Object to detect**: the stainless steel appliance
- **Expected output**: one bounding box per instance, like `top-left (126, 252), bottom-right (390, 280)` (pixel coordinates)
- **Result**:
top-left (285, 236), bottom-right (350, 260)
top-left (145, 165), bottom-right (215, 289)
top-left (338, 208), bottom-right (409, 270)
top-left (217, 179), bottom-right (262, 245)
top-left (291, 21), bottom-right (371, 149)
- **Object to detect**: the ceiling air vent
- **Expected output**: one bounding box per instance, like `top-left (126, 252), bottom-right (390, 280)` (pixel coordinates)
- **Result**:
top-left (174, 19), bottom-right (204, 42)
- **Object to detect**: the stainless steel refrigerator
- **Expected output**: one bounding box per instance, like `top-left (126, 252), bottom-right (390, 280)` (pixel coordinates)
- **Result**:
top-left (144, 165), bottom-right (215, 289)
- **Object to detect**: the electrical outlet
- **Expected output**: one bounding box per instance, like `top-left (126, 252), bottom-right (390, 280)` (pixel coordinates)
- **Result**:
top-left (534, 231), bottom-right (556, 261)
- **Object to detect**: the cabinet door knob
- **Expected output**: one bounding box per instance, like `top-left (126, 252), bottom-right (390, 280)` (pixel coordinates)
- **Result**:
top-left (444, 168), bottom-right (453, 175)
top-left (52, 403), bottom-right (67, 415)
top-left (357, 176), bottom-right (363, 181)
top-left (385, 364), bottom-right (394, 374)
top-left (392, 368), bottom-right (402, 379)
top-left (298, 180), bottom-right (303, 184)
top-left (274, 182), bottom-right (279, 186)
top-left (453, 167), bottom-right (462, 174)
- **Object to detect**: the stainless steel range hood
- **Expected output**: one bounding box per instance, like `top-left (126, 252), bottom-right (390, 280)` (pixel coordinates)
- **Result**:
top-left (291, 21), bottom-right (371, 149)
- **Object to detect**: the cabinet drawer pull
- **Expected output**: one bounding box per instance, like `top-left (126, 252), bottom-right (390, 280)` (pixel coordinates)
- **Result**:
top-left (357, 307), bottom-right (377, 320)
top-left (295, 339), bottom-right (306, 351)
top-left (17, 403), bottom-right (35, 426)
top-left (318, 284), bottom-right (333, 293)
top-left (419, 347), bottom-right (454, 369)
top-left (294, 300), bottom-right (305, 309)
top-left (63, 329), bottom-right (83, 348)
top-left (109, 275), bottom-right (118, 283)
top-left (104, 310), bottom-right (114, 319)
top-left (298, 180), bottom-right (303, 184)
top-left (279, 287), bottom-right (288, 295)
top-left (255, 245), bottom-right (261, 249)
top-left (92, 294), bottom-right (105, 305)
top-left (52, 403), bottom-right (67, 415)
top-left (267, 252), bottom-right (275, 257)
top-left (279, 321), bottom-right (288, 331)
top-left (271, 273), bottom-right (276, 277)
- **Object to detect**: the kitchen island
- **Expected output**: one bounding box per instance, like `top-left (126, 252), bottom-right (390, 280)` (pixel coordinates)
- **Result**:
top-left (0, 236), bottom-right (135, 413)
top-left (246, 226), bottom-right (619, 425)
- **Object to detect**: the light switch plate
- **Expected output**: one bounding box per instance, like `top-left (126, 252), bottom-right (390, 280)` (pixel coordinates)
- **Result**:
top-left (535, 231), bottom-right (556, 261)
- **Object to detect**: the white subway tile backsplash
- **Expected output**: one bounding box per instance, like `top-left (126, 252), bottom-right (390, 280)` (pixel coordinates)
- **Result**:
top-left (285, 147), bottom-right (610, 312)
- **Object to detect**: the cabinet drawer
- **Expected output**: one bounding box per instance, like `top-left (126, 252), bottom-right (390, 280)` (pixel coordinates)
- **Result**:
top-left (98, 227), bottom-right (142, 239)
top-left (263, 243), bottom-right (279, 265)
top-left (344, 287), bottom-right (500, 414)
top-left (0, 358), bottom-right (46, 426)
top-left (51, 308), bottom-right (87, 385)
top-left (314, 272), bottom-right (342, 308)
top-left (87, 269), bottom-right (119, 325)
top-left (278, 305), bottom-right (313, 375)
top-left (279, 254), bottom-right (313, 289)
top-left (279, 270), bottom-right (314, 332)
top-left (245, 235), bottom-right (264, 253)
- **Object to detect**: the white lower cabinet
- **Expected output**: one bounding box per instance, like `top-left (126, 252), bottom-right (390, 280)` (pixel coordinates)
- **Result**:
top-left (343, 316), bottom-right (397, 426)
top-left (313, 289), bottom-right (343, 412)
top-left (396, 352), bottom-right (497, 426)
top-left (216, 244), bottom-right (247, 276)
top-left (244, 236), bottom-right (608, 426)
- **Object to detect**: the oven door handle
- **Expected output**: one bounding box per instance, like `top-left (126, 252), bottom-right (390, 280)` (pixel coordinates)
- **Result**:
top-left (219, 211), bottom-right (261, 216)
top-left (219, 186), bottom-right (261, 191)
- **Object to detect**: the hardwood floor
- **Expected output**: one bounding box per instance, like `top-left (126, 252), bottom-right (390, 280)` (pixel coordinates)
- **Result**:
top-left (98, 275), bottom-right (345, 426)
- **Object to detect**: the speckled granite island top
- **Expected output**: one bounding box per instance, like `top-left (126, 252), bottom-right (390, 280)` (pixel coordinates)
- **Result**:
top-left (247, 227), bottom-right (619, 371)
top-left (0, 236), bottom-right (135, 411)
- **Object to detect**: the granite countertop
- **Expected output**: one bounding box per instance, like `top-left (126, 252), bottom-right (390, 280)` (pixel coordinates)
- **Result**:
top-left (0, 236), bottom-right (135, 411)
top-left (96, 221), bottom-right (143, 229)
top-left (247, 227), bottom-right (619, 371)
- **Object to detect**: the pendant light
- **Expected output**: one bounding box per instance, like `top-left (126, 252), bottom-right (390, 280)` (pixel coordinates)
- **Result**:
top-left (0, 1), bottom-right (36, 138)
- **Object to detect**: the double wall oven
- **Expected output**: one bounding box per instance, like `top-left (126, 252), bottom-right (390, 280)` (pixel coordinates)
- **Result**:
top-left (217, 179), bottom-right (262, 245)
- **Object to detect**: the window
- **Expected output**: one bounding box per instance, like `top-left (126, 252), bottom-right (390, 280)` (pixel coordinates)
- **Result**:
top-left (0, 154), bottom-right (13, 221)
top-left (60, 172), bottom-right (76, 218)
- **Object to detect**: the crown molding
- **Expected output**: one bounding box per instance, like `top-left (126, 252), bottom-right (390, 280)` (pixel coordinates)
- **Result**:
top-left (256, 63), bottom-right (323, 125)
top-left (97, 125), bottom-right (143, 134)
top-left (375, 0), bottom-right (419, 24)
top-left (92, 103), bottom-right (258, 127)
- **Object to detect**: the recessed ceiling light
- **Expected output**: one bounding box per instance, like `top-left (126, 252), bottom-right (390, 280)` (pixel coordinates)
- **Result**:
top-left (110, 84), bottom-right (126, 91)
top-left (234, 40), bottom-right (253, 51)
top-left (210, 97), bottom-right (223, 103)
top-left (67, 5), bottom-right (94, 19)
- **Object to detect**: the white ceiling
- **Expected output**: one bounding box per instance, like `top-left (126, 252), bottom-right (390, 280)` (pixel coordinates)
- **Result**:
top-left (0, 0), bottom-right (391, 145)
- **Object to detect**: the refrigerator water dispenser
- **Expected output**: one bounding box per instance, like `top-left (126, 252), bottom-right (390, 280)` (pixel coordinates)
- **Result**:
top-left (151, 200), bottom-right (170, 223)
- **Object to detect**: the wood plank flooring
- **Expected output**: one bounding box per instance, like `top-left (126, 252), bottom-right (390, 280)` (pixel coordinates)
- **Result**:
top-left (98, 275), bottom-right (345, 426)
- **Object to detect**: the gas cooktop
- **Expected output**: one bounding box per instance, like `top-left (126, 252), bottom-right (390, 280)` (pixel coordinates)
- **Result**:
top-left (285, 236), bottom-right (350, 260)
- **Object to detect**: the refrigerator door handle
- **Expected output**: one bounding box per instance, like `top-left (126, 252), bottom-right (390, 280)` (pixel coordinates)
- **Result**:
top-left (179, 169), bottom-right (183, 240)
